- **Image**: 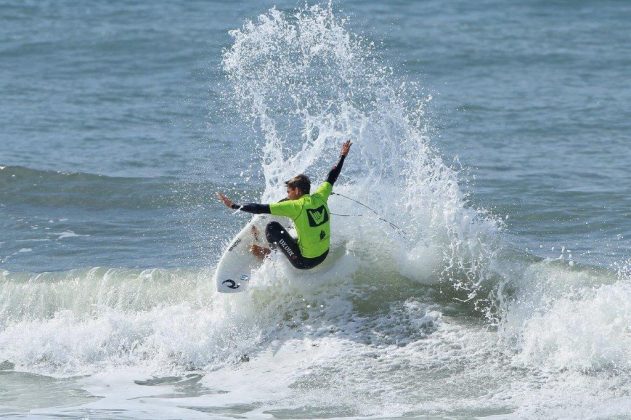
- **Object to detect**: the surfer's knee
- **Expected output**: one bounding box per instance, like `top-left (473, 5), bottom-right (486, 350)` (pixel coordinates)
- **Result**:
top-left (265, 221), bottom-right (283, 242)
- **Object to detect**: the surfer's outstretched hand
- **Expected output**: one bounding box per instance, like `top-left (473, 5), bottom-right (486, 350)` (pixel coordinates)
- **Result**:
top-left (217, 192), bottom-right (234, 209)
top-left (340, 140), bottom-right (352, 157)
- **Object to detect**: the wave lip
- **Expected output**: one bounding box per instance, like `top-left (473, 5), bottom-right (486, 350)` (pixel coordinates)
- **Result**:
top-left (0, 267), bottom-right (209, 322)
top-left (516, 282), bottom-right (631, 372)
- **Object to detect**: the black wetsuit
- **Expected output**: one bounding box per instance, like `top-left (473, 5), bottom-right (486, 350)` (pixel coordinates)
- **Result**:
top-left (230, 155), bottom-right (346, 269)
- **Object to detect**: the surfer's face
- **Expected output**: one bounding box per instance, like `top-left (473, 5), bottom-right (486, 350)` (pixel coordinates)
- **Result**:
top-left (287, 186), bottom-right (302, 200)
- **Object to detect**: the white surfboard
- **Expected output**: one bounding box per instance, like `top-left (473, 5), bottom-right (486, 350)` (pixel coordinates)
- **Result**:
top-left (214, 214), bottom-right (282, 293)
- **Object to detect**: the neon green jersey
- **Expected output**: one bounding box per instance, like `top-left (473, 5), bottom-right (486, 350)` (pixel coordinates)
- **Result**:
top-left (269, 181), bottom-right (332, 258)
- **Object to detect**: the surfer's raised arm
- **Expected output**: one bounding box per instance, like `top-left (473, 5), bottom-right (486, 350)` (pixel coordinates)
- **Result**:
top-left (326, 140), bottom-right (352, 186)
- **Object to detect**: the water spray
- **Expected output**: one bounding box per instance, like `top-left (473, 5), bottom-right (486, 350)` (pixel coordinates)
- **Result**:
top-left (331, 192), bottom-right (411, 239)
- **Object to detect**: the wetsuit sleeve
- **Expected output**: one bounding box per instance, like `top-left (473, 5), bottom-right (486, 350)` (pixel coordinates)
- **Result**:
top-left (230, 203), bottom-right (271, 214)
top-left (326, 154), bottom-right (346, 185)
top-left (269, 200), bottom-right (302, 219)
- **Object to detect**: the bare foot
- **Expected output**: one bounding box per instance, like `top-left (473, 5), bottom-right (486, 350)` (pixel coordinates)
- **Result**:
top-left (250, 244), bottom-right (271, 260)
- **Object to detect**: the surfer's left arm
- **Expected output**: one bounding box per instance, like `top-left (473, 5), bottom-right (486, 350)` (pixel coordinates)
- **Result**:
top-left (326, 140), bottom-right (352, 185)
top-left (217, 193), bottom-right (271, 214)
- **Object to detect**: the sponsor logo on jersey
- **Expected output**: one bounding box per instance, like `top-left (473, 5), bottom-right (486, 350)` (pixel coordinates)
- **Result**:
top-left (307, 205), bottom-right (329, 227)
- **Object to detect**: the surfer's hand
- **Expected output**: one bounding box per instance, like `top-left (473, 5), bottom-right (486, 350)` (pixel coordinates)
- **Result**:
top-left (340, 140), bottom-right (352, 157)
top-left (216, 192), bottom-right (234, 209)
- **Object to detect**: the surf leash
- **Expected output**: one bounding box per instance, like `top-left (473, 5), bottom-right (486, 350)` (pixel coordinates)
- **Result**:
top-left (331, 192), bottom-right (410, 239)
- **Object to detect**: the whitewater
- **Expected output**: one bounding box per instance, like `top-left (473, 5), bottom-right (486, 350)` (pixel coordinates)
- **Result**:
top-left (2, 1), bottom-right (631, 418)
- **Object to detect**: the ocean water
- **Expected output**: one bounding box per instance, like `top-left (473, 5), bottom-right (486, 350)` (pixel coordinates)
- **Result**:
top-left (2, 0), bottom-right (631, 418)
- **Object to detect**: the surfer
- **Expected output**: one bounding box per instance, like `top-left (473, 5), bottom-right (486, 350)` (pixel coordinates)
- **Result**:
top-left (217, 140), bottom-right (352, 269)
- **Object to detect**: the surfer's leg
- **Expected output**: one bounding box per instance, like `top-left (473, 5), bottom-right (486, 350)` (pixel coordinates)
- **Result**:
top-left (265, 222), bottom-right (302, 266)
top-left (249, 225), bottom-right (271, 259)
top-left (265, 222), bottom-right (328, 269)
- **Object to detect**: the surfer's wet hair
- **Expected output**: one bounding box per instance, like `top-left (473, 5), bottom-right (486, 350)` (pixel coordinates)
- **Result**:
top-left (285, 174), bottom-right (311, 194)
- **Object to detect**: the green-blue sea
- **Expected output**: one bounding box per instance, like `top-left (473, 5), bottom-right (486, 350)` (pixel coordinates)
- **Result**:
top-left (2, 1), bottom-right (631, 418)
